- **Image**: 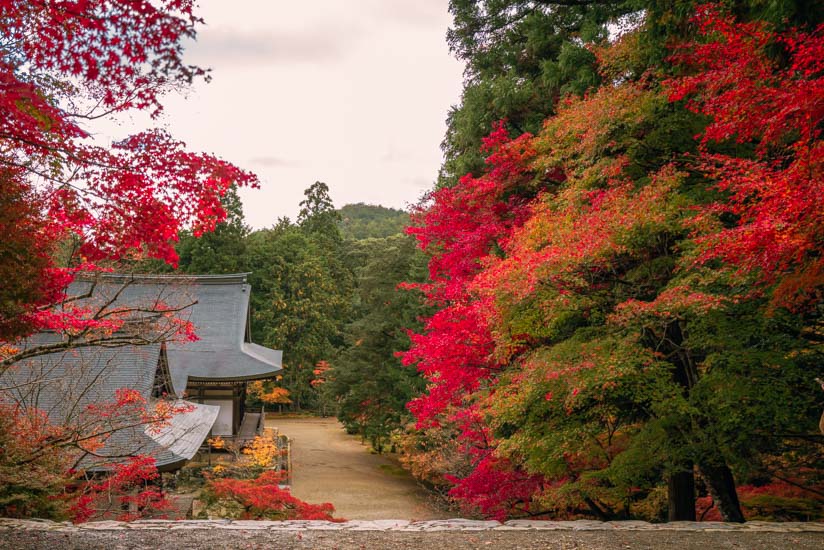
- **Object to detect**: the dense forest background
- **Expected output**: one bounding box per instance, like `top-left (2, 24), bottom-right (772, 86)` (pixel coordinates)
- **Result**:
top-left (143, 186), bottom-right (428, 454)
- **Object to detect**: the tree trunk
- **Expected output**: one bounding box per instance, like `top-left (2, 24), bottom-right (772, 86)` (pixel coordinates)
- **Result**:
top-left (583, 496), bottom-right (612, 521)
top-left (668, 466), bottom-right (696, 521)
top-left (643, 322), bottom-right (745, 522)
top-left (699, 462), bottom-right (744, 522)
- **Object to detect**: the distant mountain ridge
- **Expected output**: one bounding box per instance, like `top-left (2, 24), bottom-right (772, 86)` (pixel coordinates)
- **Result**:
top-left (337, 203), bottom-right (409, 240)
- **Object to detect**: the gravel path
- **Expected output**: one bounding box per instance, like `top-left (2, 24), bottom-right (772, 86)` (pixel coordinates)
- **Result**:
top-left (268, 416), bottom-right (449, 520)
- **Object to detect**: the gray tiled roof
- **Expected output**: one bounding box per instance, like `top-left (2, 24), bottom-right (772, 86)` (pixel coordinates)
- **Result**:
top-left (68, 273), bottom-right (283, 395)
top-left (3, 336), bottom-right (160, 422)
top-left (0, 339), bottom-right (217, 470)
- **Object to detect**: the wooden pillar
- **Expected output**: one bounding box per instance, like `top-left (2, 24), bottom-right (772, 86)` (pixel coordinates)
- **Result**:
top-left (240, 381), bottom-right (246, 420)
top-left (233, 384), bottom-right (241, 435)
top-left (668, 467), bottom-right (696, 521)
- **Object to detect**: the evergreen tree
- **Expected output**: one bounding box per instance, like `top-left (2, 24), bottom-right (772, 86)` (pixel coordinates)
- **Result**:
top-left (298, 181), bottom-right (341, 244)
top-left (177, 185), bottom-right (250, 274)
top-left (439, 0), bottom-right (634, 186)
top-left (330, 235), bottom-right (429, 450)
top-left (246, 183), bottom-right (353, 410)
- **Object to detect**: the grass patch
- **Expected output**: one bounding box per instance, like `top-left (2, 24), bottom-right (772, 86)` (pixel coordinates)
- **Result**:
top-left (378, 463), bottom-right (408, 477)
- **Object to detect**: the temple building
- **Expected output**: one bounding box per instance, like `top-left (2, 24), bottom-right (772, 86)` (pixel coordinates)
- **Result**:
top-left (154, 273), bottom-right (283, 439)
top-left (1, 273), bottom-right (282, 471)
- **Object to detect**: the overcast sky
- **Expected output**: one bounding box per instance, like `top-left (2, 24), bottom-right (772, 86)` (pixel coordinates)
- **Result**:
top-left (96, 0), bottom-right (464, 229)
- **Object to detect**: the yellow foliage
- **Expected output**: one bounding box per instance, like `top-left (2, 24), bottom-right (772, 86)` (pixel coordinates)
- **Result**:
top-left (243, 434), bottom-right (279, 468)
top-left (0, 344), bottom-right (19, 360)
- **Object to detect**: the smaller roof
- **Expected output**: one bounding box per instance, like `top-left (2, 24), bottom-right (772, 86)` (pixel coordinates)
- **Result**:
top-left (148, 402), bottom-right (219, 459)
top-left (0, 340), bottom-right (218, 471)
top-left (84, 400), bottom-right (219, 472)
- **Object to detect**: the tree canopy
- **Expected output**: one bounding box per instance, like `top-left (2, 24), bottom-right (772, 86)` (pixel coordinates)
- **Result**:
top-left (0, 1), bottom-right (257, 344)
top-left (338, 203), bottom-right (409, 240)
top-left (400, 0), bottom-right (824, 522)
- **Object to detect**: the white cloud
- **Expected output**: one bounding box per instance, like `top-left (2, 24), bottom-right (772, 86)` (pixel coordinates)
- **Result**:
top-left (249, 156), bottom-right (298, 168)
top-left (186, 23), bottom-right (362, 67)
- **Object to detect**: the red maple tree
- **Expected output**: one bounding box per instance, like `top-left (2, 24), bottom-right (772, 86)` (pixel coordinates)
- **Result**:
top-left (666, 4), bottom-right (824, 310)
top-left (402, 123), bottom-right (544, 514)
top-left (0, 1), bottom-right (259, 521)
top-left (0, 1), bottom-right (259, 343)
top-left (401, 5), bottom-right (824, 521)
top-left (205, 470), bottom-right (340, 521)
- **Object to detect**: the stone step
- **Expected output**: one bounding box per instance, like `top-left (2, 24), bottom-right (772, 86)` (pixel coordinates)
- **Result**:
top-left (2, 518), bottom-right (824, 532)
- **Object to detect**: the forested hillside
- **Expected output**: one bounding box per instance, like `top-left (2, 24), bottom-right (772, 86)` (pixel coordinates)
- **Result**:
top-left (338, 203), bottom-right (409, 240)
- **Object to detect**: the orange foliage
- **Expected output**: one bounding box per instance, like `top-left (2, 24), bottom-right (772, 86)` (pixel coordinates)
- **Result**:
top-left (207, 436), bottom-right (225, 449)
top-left (311, 360), bottom-right (332, 387)
top-left (248, 380), bottom-right (292, 404)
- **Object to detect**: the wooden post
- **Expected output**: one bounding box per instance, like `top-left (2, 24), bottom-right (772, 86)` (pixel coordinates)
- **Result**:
top-left (287, 438), bottom-right (292, 485)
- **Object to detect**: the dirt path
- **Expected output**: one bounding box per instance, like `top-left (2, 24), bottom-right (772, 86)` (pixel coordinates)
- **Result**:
top-left (267, 416), bottom-right (449, 520)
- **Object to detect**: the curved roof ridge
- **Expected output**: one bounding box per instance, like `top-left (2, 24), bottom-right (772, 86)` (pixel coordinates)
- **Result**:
top-left (76, 272), bottom-right (252, 285)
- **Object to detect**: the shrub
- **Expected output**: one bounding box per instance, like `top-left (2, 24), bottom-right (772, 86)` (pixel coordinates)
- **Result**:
top-left (201, 470), bottom-right (341, 521)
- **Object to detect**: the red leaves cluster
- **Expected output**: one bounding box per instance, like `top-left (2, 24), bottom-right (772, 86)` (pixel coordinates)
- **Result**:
top-left (206, 470), bottom-right (340, 521)
top-left (403, 124), bottom-right (535, 426)
top-left (0, 1), bottom-right (259, 342)
top-left (447, 457), bottom-right (544, 521)
top-left (402, 124), bottom-right (542, 512)
top-left (667, 5), bottom-right (824, 309)
top-left (402, 5), bottom-right (824, 520)
top-left (1, 1), bottom-right (206, 116)
top-left (83, 387), bottom-right (192, 434)
top-left (70, 456), bottom-right (171, 523)
top-left (476, 165), bottom-right (678, 310)
top-left (404, 300), bottom-right (499, 425)
top-left (407, 122), bottom-right (535, 302)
